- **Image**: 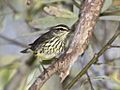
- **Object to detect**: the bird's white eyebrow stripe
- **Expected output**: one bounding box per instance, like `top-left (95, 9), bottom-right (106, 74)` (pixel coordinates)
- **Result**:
top-left (55, 26), bottom-right (68, 30)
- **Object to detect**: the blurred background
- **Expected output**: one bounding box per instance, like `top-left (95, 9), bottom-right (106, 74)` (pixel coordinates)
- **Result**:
top-left (0, 0), bottom-right (120, 90)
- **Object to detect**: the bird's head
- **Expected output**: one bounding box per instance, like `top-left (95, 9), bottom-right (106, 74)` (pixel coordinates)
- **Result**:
top-left (50, 24), bottom-right (71, 37)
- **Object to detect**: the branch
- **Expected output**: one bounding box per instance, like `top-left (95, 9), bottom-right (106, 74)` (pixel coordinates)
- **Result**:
top-left (29, 0), bottom-right (104, 90)
top-left (86, 72), bottom-right (95, 90)
top-left (110, 45), bottom-right (120, 48)
top-left (65, 27), bottom-right (120, 89)
top-left (0, 34), bottom-right (28, 48)
top-left (4, 0), bottom-right (18, 14)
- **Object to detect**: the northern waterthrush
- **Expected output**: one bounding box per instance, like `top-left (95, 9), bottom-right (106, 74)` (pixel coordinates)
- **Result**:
top-left (21, 24), bottom-right (71, 61)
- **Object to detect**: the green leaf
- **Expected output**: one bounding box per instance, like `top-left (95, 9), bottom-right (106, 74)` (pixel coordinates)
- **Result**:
top-left (101, 0), bottom-right (112, 13)
top-left (0, 16), bottom-right (4, 32)
top-left (0, 0), bottom-right (6, 33)
top-left (44, 6), bottom-right (77, 18)
top-left (0, 55), bottom-right (20, 69)
top-left (29, 16), bottom-right (78, 29)
top-left (0, 69), bottom-right (16, 90)
top-left (41, 0), bottom-right (71, 4)
top-left (100, 16), bottom-right (120, 21)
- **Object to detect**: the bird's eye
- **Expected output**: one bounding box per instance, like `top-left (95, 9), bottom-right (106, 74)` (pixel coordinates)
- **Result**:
top-left (58, 28), bottom-right (65, 31)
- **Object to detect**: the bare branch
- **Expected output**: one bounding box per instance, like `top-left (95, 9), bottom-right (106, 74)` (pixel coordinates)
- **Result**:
top-left (86, 72), bottom-right (95, 90)
top-left (110, 45), bottom-right (120, 48)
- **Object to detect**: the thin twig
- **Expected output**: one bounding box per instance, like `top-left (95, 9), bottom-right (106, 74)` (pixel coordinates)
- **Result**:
top-left (72, 0), bottom-right (81, 8)
top-left (86, 72), bottom-right (95, 90)
top-left (110, 45), bottom-right (120, 48)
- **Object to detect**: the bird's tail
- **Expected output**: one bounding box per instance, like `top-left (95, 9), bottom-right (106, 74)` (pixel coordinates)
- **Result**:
top-left (20, 48), bottom-right (29, 53)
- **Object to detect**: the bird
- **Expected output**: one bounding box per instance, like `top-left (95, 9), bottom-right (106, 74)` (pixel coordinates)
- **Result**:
top-left (21, 24), bottom-right (71, 61)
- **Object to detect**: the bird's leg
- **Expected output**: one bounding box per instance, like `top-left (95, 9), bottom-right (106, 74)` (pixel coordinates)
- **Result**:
top-left (38, 61), bottom-right (48, 74)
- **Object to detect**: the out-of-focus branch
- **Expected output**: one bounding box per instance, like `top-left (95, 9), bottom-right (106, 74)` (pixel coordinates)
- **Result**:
top-left (29, 0), bottom-right (104, 90)
top-left (65, 27), bottom-right (120, 89)
top-left (4, 0), bottom-right (18, 14)
top-left (0, 34), bottom-right (28, 48)
top-left (110, 45), bottom-right (120, 48)
top-left (86, 72), bottom-right (95, 90)
top-left (72, 0), bottom-right (81, 8)
top-left (4, 54), bottom-right (37, 90)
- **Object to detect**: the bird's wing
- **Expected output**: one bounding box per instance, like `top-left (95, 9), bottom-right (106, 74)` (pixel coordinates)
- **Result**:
top-left (29, 30), bottom-right (54, 50)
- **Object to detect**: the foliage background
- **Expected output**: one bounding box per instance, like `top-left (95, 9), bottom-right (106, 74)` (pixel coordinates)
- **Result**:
top-left (0, 0), bottom-right (120, 90)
